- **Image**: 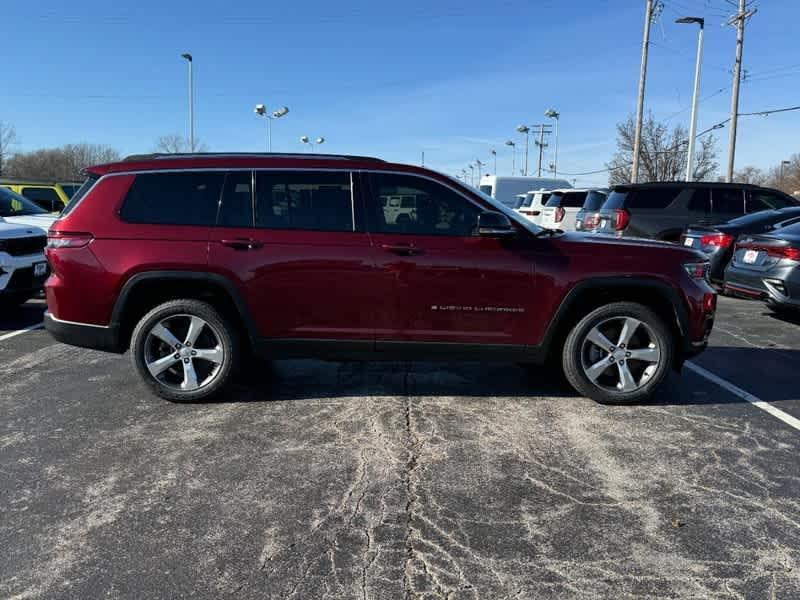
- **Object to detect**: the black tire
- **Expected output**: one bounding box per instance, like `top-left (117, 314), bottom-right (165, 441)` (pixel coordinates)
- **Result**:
top-left (562, 301), bottom-right (674, 404)
top-left (131, 299), bottom-right (239, 402)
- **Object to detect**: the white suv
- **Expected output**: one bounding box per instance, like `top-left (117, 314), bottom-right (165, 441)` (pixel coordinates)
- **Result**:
top-left (0, 186), bottom-right (58, 230)
top-left (0, 219), bottom-right (49, 306)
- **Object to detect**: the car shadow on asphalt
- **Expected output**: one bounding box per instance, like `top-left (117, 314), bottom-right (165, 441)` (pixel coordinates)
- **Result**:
top-left (0, 300), bottom-right (46, 332)
top-left (764, 308), bottom-right (800, 327)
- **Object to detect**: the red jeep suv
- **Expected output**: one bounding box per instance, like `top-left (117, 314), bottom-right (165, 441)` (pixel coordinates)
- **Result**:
top-left (44, 153), bottom-right (716, 404)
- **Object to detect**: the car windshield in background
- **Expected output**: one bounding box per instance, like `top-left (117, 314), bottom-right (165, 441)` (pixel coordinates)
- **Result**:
top-left (61, 184), bottom-right (80, 198)
top-left (545, 193), bottom-right (564, 207)
top-left (602, 190), bottom-right (627, 209)
top-left (0, 187), bottom-right (48, 216)
top-left (583, 191), bottom-right (607, 211)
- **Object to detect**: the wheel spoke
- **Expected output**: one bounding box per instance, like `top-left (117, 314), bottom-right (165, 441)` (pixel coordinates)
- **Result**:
top-left (586, 327), bottom-right (615, 351)
top-left (585, 357), bottom-right (611, 382)
top-left (147, 354), bottom-right (179, 377)
top-left (181, 360), bottom-right (199, 390)
top-left (150, 323), bottom-right (181, 348)
top-left (184, 316), bottom-right (206, 346)
top-left (193, 347), bottom-right (223, 364)
top-left (627, 346), bottom-right (660, 364)
top-left (617, 362), bottom-right (637, 392)
top-left (617, 317), bottom-right (641, 347)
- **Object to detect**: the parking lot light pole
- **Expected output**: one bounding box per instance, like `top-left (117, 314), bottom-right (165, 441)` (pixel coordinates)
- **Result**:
top-left (545, 109), bottom-right (560, 176)
top-left (181, 53), bottom-right (194, 153)
top-left (505, 140), bottom-right (516, 176)
top-left (676, 16), bottom-right (704, 181)
top-left (491, 149), bottom-right (497, 175)
top-left (475, 159), bottom-right (484, 182)
top-left (780, 160), bottom-right (791, 189)
top-left (468, 164), bottom-right (475, 186)
top-left (301, 136), bottom-right (325, 153)
top-left (516, 125), bottom-right (530, 176)
top-left (255, 104), bottom-right (289, 152)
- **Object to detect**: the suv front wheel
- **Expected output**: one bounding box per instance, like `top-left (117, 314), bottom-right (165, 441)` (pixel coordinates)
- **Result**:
top-left (131, 299), bottom-right (239, 402)
top-left (562, 302), bottom-right (674, 404)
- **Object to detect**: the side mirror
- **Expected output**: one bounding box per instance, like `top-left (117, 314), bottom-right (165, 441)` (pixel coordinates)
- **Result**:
top-left (477, 211), bottom-right (516, 237)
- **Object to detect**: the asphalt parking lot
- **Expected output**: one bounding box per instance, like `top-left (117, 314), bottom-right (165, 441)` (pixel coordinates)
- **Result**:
top-left (1, 296), bottom-right (799, 599)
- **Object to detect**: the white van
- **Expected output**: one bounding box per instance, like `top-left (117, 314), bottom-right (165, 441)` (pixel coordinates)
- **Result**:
top-left (478, 175), bottom-right (571, 208)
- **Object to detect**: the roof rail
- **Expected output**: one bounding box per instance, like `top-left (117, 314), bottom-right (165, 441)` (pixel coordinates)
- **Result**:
top-left (122, 152), bottom-right (386, 163)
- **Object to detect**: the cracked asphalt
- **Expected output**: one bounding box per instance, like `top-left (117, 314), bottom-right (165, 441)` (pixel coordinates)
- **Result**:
top-left (1, 296), bottom-right (799, 599)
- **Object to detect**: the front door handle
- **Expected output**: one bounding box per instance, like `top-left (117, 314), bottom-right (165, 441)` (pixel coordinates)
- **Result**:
top-left (221, 238), bottom-right (263, 251)
top-left (381, 244), bottom-right (424, 256)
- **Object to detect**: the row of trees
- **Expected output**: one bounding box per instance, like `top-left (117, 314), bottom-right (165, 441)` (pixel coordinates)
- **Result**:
top-left (0, 125), bottom-right (204, 180)
top-left (607, 112), bottom-right (799, 195)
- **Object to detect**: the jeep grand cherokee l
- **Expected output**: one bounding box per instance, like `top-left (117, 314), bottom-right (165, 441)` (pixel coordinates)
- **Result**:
top-left (44, 153), bottom-right (716, 404)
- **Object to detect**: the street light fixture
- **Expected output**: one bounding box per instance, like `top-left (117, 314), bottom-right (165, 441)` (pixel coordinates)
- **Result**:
top-left (516, 125), bottom-right (530, 176)
top-left (505, 140), bottom-right (516, 176)
top-left (490, 149), bottom-right (497, 175)
top-left (301, 135), bottom-right (325, 152)
top-left (475, 159), bottom-right (484, 182)
top-left (544, 108), bottom-right (560, 176)
top-left (468, 164), bottom-right (475, 186)
top-left (675, 16), bottom-right (705, 181)
top-left (180, 53), bottom-right (194, 152)
top-left (254, 103), bottom-right (290, 152)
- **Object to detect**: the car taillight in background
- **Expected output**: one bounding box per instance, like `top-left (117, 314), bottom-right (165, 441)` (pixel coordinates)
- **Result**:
top-left (700, 233), bottom-right (734, 251)
top-left (554, 207), bottom-right (566, 223)
top-left (612, 208), bottom-right (630, 231)
top-left (584, 214), bottom-right (601, 231)
top-left (737, 243), bottom-right (800, 262)
top-left (47, 231), bottom-right (94, 249)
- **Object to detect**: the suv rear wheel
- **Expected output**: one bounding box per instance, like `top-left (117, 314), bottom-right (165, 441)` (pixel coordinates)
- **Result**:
top-left (562, 302), bottom-right (673, 404)
top-left (131, 299), bottom-right (239, 402)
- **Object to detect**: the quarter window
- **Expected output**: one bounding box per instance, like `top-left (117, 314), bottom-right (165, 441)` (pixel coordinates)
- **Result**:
top-left (687, 189), bottom-right (711, 213)
top-left (746, 190), bottom-right (795, 212)
top-left (120, 172), bottom-right (224, 226)
top-left (217, 172), bottom-right (253, 227)
top-left (712, 188), bottom-right (744, 215)
top-left (368, 173), bottom-right (480, 236)
top-left (255, 171), bottom-right (353, 231)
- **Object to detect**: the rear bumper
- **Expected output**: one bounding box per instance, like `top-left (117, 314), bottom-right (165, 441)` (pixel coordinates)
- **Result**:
top-left (44, 311), bottom-right (124, 353)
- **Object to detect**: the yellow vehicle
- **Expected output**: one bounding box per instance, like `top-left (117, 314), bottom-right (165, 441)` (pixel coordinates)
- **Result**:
top-left (0, 178), bottom-right (81, 212)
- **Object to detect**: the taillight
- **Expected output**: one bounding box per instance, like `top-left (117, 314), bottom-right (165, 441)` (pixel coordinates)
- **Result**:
top-left (584, 214), bottom-right (601, 230)
top-left (683, 261), bottom-right (710, 280)
top-left (47, 231), bottom-right (94, 249)
top-left (700, 233), bottom-right (734, 249)
top-left (613, 208), bottom-right (630, 231)
top-left (554, 207), bottom-right (565, 223)
top-left (766, 246), bottom-right (800, 261)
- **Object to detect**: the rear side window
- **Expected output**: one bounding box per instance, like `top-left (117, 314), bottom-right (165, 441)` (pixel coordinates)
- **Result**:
top-left (545, 193), bottom-right (564, 207)
top-left (712, 188), bottom-right (744, 215)
top-left (217, 172), bottom-right (253, 227)
top-left (687, 189), bottom-right (711, 213)
top-left (746, 190), bottom-right (795, 212)
top-left (561, 191), bottom-right (588, 208)
top-left (120, 172), bottom-right (224, 226)
top-left (60, 176), bottom-right (99, 217)
top-left (626, 188), bottom-right (680, 209)
top-left (255, 171), bottom-right (353, 232)
top-left (21, 187), bottom-right (63, 212)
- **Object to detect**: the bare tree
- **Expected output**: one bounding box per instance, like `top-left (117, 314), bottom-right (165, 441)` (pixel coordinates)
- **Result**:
top-left (0, 122), bottom-right (18, 176)
top-left (606, 112), bottom-right (718, 185)
top-left (154, 134), bottom-right (207, 153)
top-left (730, 165), bottom-right (768, 186)
top-left (4, 144), bottom-right (120, 180)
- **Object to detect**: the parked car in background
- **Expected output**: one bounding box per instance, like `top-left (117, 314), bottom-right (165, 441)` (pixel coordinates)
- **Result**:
top-left (0, 219), bottom-right (49, 306)
top-left (594, 182), bottom-right (799, 241)
top-left (682, 207), bottom-right (800, 285)
top-left (0, 187), bottom-right (59, 230)
top-left (540, 189), bottom-right (590, 231)
top-left (574, 189), bottom-right (608, 232)
top-left (724, 221), bottom-right (800, 313)
top-left (516, 189), bottom-right (555, 224)
top-left (45, 152), bottom-right (715, 405)
top-left (478, 175), bottom-right (571, 208)
top-left (0, 179), bottom-right (80, 212)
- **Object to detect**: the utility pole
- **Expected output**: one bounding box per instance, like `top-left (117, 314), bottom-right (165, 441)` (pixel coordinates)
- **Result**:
top-left (532, 124), bottom-right (552, 177)
top-left (421, 151), bottom-right (425, 167)
top-left (631, 0), bottom-right (661, 183)
top-left (725, 0), bottom-right (755, 182)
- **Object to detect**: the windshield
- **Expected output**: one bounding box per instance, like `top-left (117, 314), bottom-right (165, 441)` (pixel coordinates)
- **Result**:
top-left (582, 190), bottom-right (607, 211)
top-left (0, 186), bottom-right (48, 216)
top-left (444, 174), bottom-right (545, 234)
top-left (479, 185), bottom-right (493, 196)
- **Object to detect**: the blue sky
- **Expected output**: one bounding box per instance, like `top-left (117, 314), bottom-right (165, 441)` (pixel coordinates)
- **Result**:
top-left (3, 0), bottom-right (799, 186)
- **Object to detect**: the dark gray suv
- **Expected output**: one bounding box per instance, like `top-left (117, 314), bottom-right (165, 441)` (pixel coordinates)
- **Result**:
top-left (594, 182), bottom-right (799, 242)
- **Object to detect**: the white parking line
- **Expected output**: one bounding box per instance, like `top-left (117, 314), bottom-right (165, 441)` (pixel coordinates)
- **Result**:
top-left (686, 361), bottom-right (800, 432)
top-left (0, 322), bottom-right (45, 342)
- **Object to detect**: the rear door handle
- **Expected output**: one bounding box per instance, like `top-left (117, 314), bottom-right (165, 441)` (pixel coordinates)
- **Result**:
top-left (221, 238), bottom-right (263, 251)
top-left (381, 244), bottom-right (424, 256)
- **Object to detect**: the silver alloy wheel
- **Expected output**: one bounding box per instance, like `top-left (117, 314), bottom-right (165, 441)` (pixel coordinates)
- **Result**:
top-left (143, 314), bottom-right (225, 392)
top-left (580, 316), bottom-right (661, 393)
